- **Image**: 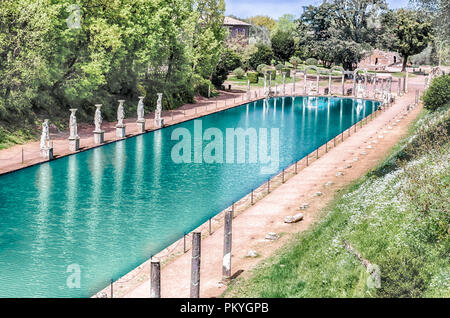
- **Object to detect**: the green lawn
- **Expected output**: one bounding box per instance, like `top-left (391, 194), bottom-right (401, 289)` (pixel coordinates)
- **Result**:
top-left (224, 105), bottom-right (450, 298)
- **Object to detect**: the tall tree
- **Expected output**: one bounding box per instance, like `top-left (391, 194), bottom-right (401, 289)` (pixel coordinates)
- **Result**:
top-left (386, 9), bottom-right (433, 71)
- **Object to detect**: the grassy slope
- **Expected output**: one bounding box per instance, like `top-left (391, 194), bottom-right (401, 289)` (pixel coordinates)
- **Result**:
top-left (224, 106), bottom-right (450, 298)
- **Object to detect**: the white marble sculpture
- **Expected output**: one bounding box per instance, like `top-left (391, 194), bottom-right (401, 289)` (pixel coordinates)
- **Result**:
top-left (69, 109), bottom-right (78, 138)
top-left (117, 100), bottom-right (125, 126)
top-left (93, 104), bottom-right (104, 144)
top-left (40, 119), bottom-right (53, 159)
top-left (94, 104), bottom-right (103, 132)
top-left (40, 119), bottom-right (51, 150)
top-left (137, 96), bottom-right (145, 122)
top-left (308, 82), bottom-right (316, 95)
top-left (155, 93), bottom-right (164, 128)
top-left (116, 100), bottom-right (126, 138)
top-left (68, 109), bottom-right (80, 151)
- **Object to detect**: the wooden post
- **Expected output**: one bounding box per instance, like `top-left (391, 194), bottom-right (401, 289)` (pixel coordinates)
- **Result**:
top-left (190, 232), bottom-right (201, 298)
top-left (110, 279), bottom-right (113, 298)
top-left (150, 259), bottom-right (161, 298)
top-left (21, 147), bottom-right (24, 163)
top-left (251, 189), bottom-right (254, 205)
top-left (222, 211), bottom-right (232, 280)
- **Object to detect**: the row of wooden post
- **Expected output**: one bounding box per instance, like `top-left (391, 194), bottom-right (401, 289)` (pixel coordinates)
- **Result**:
top-left (147, 210), bottom-right (233, 298)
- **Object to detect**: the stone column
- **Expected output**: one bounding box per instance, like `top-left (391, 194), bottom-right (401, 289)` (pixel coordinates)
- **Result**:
top-left (341, 74), bottom-right (345, 96)
top-left (40, 119), bottom-right (53, 159)
top-left (93, 104), bottom-right (105, 144)
top-left (154, 93), bottom-right (164, 128)
top-left (116, 100), bottom-right (126, 138)
top-left (263, 72), bottom-right (267, 95)
top-left (328, 73), bottom-right (332, 96)
top-left (404, 70), bottom-right (408, 92)
top-left (316, 74), bottom-right (319, 94)
top-left (136, 96), bottom-right (146, 133)
top-left (68, 109), bottom-right (80, 151)
top-left (282, 72), bottom-right (286, 96)
top-left (303, 71), bottom-right (307, 95)
top-left (268, 71), bottom-right (272, 92)
top-left (293, 71), bottom-right (296, 93)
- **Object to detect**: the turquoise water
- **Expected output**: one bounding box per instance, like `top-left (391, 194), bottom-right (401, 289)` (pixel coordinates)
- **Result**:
top-left (0, 96), bottom-right (379, 297)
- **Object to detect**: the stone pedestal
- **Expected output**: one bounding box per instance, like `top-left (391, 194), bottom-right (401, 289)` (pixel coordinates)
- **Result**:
top-left (154, 118), bottom-right (164, 128)
top-left (116, 125), bottom-right (126, 138)
top-left (40, 147), bottom-right (53, 160)
top-left (94, 130), bottom-right (105, 144)
top-left (137, 120), bottom-right (146, 133)
top-left (69, 137), bottom-right (80, 152)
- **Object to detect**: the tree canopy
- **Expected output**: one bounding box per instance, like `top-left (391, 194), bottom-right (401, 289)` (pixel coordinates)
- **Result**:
top-left (0, 0), bottom-right (226, 126)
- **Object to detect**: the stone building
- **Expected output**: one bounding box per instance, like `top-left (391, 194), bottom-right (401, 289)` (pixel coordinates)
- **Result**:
top-left (223, 16), bottom-right (251, 46)
top-left (359, 49), bottom-right (402, 70)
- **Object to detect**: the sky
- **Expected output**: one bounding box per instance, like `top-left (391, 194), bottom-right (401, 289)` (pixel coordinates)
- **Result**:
top-left (224, 0), bottom-right (412, 19)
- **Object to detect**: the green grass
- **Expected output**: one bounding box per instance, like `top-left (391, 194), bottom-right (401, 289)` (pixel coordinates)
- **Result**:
top-left (224, 106), bottom-right (450, 298)
top-left (0, 126), bottom-right (36, 150)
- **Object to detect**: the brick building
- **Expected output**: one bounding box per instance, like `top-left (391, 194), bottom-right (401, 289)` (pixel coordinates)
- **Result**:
top-left (223, 16), bottom-right (251, 46)
top-left (359, 49), bottom-right (402, 70)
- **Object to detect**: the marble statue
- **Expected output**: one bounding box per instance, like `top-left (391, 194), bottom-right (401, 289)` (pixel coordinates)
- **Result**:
top-left (137, 96), bottom-right (145, 122)
top-left (69, 109), bottom-right (78, 138)
top-left (94, 104), bottom-right (102, 132)
top-left (40, 119), bottom-right (50, 150)
top-left (117, 100), bottom-right (125, 126)
top-left (155, 93), bottom-right (164, 128)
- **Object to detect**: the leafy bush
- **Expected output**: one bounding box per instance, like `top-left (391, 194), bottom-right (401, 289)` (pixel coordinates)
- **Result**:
top-left (281, 68), bottom-right (291, 78)
top-left (289, 56), bottom-right (302, 69)
top-left (275, 63), bottom-right (284, 71)
top-left (193, 75), bottom-right (214, 97)
top-left (256, 64), bottom-right (267, 75)
top-left (271, 30), bottom-right (296, 62)
top-left (212, 49), bottom-right (242, 87)
top-left (247, 71), bottom-right (259, 84)
top-left (249, 44), bottom-right (275, 70)
top-left (305, 58), bottom-right (318, 66)
top-left (423, 75), bottom-right (450, 111)
top-left (233, 67), bottom-right (245, 79)
top-left (262, 67), bottom-right (276, 80)
top-left (377, 248), bottom-right (429, 298)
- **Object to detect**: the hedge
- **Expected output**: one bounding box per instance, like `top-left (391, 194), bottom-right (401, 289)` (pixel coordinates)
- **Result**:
top-left (247, 71), bottom-right (259, 84)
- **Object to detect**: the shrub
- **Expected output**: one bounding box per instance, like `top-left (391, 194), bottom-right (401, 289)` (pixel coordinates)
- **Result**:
top-left (247, 71), bottom-right (259, 84)
top-left (262, 67), bottom-right (276, 80)
top-left (281, 68), bottom-right (291, 78)
top-left (377, 247), bottom-right (429, 298)
top-left (257, 64), bottom-right (267, 75)
top-left (233, 67), bottom-right (245, 79)
top-left (212, 49), bottom-right (242, 87)
top-left (423, 75), bottom-right (450, 111)
top-left (289, 56), bottom-right (302, 69)
top-left (193, 75), bottom-right (215, 97)
top-left (249, 44), bottom-right (275, 70)
top-left (305, 58), bottom-right (318, 66)
top-left (275, 63), bottom-right (284, 71)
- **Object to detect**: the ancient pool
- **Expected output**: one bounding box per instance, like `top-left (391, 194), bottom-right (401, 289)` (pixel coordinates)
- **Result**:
top-left (0, 96), bottom-right (380, 297)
